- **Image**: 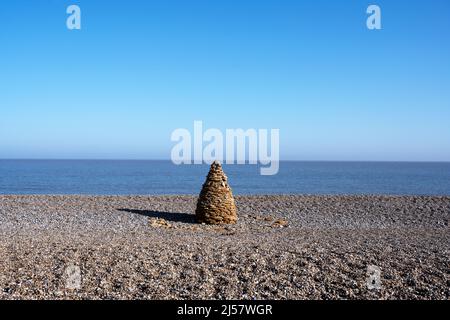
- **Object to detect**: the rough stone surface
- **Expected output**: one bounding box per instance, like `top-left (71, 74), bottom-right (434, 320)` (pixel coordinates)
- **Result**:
top-left (0, 195), bottom-right (449, 300)
top-left (195, 161), bottom-right (237, 224)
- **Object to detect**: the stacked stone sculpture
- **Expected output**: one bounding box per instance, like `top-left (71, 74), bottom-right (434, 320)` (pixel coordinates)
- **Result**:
top-left (195, 161), bottom-right (238, 224)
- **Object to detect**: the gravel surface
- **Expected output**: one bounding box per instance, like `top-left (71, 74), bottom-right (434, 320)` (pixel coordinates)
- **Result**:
top-left (0, 195), bottom-right (449, 300)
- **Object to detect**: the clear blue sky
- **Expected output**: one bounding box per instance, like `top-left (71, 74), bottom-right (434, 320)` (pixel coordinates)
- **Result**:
top-left (1, 0), bottom-right (449, 161)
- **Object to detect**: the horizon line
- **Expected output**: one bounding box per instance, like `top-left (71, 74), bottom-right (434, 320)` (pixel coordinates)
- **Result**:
top-left (1, 158), bottom-right (450, 164)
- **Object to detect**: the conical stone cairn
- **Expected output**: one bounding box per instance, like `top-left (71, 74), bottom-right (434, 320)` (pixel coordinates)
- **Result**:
top-left (195, 161), bottom-right (238, 224)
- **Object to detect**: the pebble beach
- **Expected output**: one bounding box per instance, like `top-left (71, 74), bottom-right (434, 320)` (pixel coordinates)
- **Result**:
top-left (0, 195), bottom-right (449, 300)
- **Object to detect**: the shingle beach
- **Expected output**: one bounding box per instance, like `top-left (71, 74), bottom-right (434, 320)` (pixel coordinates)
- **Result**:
top-left (0, 195), bottom-right (448, 299)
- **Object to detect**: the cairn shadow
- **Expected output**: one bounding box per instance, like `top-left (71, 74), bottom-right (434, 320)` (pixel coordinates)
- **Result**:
top-left (118, 208), bottom-right (197, 224)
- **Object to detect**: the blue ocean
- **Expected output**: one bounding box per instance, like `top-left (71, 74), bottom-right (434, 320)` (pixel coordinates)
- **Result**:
top-left (0, 160), bottom-right (449, 195)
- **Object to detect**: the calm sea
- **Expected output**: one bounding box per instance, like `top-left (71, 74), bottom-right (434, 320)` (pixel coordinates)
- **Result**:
top-left (0, 160), bottom-right (449, 195)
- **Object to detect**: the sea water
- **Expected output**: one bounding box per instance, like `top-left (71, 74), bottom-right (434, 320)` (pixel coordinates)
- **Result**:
top-left (0, 160), bottom-right (449, 195)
